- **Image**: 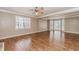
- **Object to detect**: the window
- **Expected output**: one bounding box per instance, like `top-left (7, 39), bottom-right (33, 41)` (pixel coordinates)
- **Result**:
top-left (49, 19), bottom-right (64, 31)
top-left (50, 20), bottom-right (53, 30)
top-left (54, 20), bottom-right (61, 30)
top-left (16, 16), bottom-right (31, 29)
top-left (62, 20), bottom-right (64, 31)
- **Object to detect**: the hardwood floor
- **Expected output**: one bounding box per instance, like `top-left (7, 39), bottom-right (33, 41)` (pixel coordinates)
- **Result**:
top-left (0, 31), bottom-right (79, 51)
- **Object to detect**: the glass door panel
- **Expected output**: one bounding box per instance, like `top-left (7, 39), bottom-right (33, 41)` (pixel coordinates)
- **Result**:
top-left (62, 20), bottom-right (64, 31)
top-left (54, 20), bottom-right (61, 30)
top-left (49, 19), bottom-right (64, 31)
top-left (50, 21), bottom-right (53, 30)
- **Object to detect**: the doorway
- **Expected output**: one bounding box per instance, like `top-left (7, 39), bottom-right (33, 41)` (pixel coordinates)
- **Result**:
top-left (49, 19), bottom-right (64, 31)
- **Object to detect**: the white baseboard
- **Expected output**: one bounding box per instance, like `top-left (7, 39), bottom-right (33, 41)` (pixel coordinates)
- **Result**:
top-left (2, 30), bottom-right (77, 40)
top-left (0, 30), bottom-right (48, 40)
top-left (64, 31), bottom-right (79, 34)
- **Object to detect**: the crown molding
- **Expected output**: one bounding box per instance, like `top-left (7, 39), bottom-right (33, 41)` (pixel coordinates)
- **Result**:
top-left (0, 8), bottom-right (79, 18)
top-left (39, 8), bottom-right (79, 18)
top-left (0, 9), bottom-right (32, 17)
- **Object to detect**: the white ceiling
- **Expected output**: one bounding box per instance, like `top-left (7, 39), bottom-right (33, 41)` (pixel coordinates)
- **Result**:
top-left (0, 7), bottom-right (75, 17)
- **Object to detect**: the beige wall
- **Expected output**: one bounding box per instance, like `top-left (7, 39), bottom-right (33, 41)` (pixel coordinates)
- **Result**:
top-left (1, 11), bottom-right (79, 39)
top-left (65, 17), bottom-right (79, 34)
top-left (0, 12), bottom-right (48, 39)
top-left (0, 12), bottom-right (37, 39)
top-left (43, 16), bottom-right (79, 34)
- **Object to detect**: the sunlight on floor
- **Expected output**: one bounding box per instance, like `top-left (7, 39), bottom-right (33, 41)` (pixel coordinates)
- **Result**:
top-left (15, 38), bottom-right (32, 51)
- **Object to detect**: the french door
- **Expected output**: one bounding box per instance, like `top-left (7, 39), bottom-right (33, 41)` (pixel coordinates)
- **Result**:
top-left (54, 20), bottom-right (61, 30)
top-left (50, 19), bottom-right (64, 31)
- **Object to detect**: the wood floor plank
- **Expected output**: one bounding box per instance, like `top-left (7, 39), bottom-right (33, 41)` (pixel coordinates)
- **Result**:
top-left (0, 31), bottom-right (79, 51)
